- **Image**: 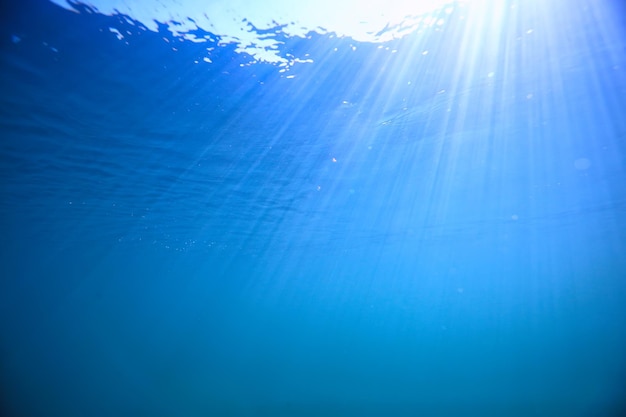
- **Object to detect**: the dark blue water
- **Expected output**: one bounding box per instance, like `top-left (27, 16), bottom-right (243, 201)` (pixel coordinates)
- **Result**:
top-left (1, 0), bottom-right (626, 415)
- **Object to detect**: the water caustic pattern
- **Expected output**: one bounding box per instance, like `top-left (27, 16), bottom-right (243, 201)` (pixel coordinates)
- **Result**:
top-left (1, 0), bottom-right (626, 416)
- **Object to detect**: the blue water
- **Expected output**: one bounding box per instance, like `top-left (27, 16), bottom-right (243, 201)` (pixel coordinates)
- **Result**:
top-left (1, 0), bottom-right (626, 416)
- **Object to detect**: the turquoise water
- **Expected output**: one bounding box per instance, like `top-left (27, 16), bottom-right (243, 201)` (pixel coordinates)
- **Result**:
top-left (1, 0), bottom-right (626, 415)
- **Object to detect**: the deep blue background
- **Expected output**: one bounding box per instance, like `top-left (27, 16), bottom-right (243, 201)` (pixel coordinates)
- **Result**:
top-left (1, 0), bottom-right (626, 415)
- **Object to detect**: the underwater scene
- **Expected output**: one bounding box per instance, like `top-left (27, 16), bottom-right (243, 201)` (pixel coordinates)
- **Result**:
top-left (1, 0), bottom-right (625, 415)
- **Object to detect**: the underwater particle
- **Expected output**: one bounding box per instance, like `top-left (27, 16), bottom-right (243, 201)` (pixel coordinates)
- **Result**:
top-left (511, 214), bottom-right (519, 220)
top-left (574, 158), bottom-right (591, 170)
